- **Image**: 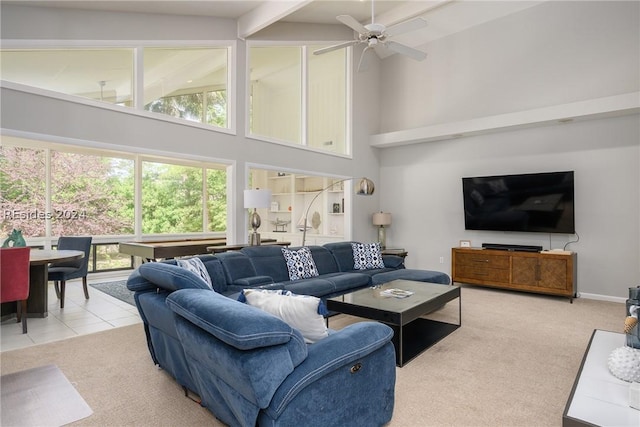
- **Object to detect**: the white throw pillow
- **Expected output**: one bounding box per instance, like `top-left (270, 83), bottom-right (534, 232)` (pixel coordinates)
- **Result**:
top-left (281, 247), bottom-right (319, 281)
top-left (241, 289), bottom-right (328, 343)
top-left (352, 242), bottom-right (385, 270)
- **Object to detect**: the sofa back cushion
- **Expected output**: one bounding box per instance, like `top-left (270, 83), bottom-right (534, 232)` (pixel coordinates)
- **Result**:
top-left (216, 251), bottom-right (259, 285)
top-left (241, 246), bottom-right (291, 283)
top-left (323, 241), bottom-right (358, 271)
top-left (306, 246), bottom-right (340, 275)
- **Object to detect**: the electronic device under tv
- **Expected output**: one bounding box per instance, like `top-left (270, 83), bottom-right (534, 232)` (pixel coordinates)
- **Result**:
top-left (462, 171), bottom-right (575, 234)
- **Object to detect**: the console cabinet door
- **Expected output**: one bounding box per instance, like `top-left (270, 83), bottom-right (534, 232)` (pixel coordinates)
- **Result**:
top-left (511, 257), bottom-right (538, 286)
top-left (511, 256), bottom-right (568, 290)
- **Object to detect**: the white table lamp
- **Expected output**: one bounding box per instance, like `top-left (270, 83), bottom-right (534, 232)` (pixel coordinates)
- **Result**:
top-left (244, 189), bottom-right (272, 245)
top-left (372, 212), bottom-right (391, 249)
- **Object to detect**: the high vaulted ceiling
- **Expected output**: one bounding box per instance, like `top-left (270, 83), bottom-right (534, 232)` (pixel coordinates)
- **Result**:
top-left (4, 1), bottom-right (547, 55)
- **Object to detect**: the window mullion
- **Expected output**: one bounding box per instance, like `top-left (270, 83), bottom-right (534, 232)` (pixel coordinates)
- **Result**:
top-left (45, 147), bottom-right (52, 248)
top-left (134, 47), bottom-right (144, 110)
top-left (203, 168), bottom-right (209, 232)
top-left (301, 46), bottom-right (308, 147)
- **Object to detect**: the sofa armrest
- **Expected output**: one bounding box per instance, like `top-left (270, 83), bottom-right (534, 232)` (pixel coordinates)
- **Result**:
top-left (126, 269), bottom-right (157, 292)
top-left (382, 254), bottom-right (404, 269)
top-left (167, 289), bottom-right (305, 351)
top-left (264, 321), bottom-right (395, 419)
top-left (233, 275), bottom-right (274, 287)
top-left (138, 262), bottom-right (212, 291)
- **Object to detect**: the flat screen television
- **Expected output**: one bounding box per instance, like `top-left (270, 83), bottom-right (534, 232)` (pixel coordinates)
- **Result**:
top-left (462, 171), bottom-right (575, 234)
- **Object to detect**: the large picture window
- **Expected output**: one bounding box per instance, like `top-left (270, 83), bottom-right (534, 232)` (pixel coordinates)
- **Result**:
top-left (1, 138), bottom-right (228, 269)
top-left (50, 152), bottom-right (134, 236)
top-left (0, 146), bottom-right (47, 237)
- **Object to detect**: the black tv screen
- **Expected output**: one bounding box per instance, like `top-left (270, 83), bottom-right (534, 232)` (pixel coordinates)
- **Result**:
top-left (462, 171), bottom-right (575, 234)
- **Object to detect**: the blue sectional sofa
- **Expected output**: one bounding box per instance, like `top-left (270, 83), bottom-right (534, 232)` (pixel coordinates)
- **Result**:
top-left (126, 241), bottom-right (449, 426)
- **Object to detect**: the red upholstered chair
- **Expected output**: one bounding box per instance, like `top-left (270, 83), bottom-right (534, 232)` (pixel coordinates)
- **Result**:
top-left (0, 247), bottom-right (31, 333)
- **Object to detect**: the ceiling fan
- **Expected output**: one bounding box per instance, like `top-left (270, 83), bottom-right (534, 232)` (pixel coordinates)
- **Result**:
top-left (313, 0), bottom-right (428, 72)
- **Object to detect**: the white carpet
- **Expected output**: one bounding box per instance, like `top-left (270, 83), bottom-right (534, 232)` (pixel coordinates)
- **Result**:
top-left (1, 364), bottom-right (93, 427)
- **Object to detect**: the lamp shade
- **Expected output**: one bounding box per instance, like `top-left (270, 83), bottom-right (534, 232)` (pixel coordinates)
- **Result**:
top-left (372, 212), bottom-right (392, 226)
top-left (244, 189), bottom-right (272, 208)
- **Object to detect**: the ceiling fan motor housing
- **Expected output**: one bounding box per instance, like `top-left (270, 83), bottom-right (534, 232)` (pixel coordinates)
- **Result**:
top-left (365, 22), bottom-right (385, 35)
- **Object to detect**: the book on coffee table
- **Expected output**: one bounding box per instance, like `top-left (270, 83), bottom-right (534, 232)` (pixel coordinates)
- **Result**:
top-left (380, 288), bottom-right (414, 298)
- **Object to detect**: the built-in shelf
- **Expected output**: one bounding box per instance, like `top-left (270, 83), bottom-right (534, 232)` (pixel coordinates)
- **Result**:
top-left (370, 92), bottom-right (640, 147)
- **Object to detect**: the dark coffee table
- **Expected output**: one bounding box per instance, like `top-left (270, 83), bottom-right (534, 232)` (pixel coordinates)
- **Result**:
top-left (327, 279), bottom-right (461, 366)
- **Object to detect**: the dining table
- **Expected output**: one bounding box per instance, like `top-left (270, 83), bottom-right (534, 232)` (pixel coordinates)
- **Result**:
top-left (27, 249), bottom-right (85, 317)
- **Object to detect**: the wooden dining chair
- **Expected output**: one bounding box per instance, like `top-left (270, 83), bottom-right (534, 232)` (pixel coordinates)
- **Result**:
top-left (48, 236), bottom-right (92, 309)
top-left (0, 246), bottom-right (31, 333)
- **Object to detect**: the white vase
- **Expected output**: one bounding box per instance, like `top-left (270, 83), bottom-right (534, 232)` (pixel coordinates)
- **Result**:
top-left (608, 346), bottom-right (640, 382)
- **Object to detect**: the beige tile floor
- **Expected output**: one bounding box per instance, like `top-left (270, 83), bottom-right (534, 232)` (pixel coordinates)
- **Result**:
top-left (1, 273), bottom-right (140, 352)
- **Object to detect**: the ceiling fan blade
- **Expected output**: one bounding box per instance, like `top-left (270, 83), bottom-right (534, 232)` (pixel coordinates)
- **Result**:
top-left (313, 40), bottom-right (359, 56)
top-left (385, 17), bottom-right (428, 37)
top-left (384, 41), bottom-right (427, 61)
top-left (357, 46), bottom-right (374, 73)
top-left (337, 15), bottom-right (368, 35)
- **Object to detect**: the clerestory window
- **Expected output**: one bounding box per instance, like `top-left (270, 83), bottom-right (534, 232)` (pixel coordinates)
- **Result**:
top-left (248, 44), bottom-right (349, 156)
top-left (0, 45), bottom-right (231, 130)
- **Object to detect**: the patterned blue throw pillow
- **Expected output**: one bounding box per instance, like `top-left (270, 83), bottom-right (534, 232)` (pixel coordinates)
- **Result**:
top-left (281, 247), bottom-right (319, 281)
top-left (352, 242), bottom-right (385, 270)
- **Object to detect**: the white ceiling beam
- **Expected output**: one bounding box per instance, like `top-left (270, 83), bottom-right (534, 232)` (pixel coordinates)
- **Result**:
top-left (237, 0), bottom-right (314, 39)
top-left (375, 0), bottom-right (453, 27)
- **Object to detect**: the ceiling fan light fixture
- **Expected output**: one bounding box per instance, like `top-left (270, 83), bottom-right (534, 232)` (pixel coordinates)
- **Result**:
top-left (316, 0), bottom-right (428, 72)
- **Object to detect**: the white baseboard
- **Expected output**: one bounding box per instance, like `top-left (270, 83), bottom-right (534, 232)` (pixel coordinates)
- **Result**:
top-left (577, 292), bottom-right (626, 304)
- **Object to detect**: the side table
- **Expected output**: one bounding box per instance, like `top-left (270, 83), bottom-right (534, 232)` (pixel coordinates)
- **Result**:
top-left (382, 248), bottom-right (408, 259)
top-left (563, 329), bottom-right (640, 426)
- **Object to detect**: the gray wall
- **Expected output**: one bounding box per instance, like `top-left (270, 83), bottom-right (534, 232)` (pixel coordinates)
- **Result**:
top-left (376, 1), bottom-right (640, 299)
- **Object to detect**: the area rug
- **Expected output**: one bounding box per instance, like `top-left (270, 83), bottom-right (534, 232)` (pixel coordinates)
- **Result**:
top-left (1, 364), bottom-right (93, 426)
top-left (89, 280), bottom-right (135, 306)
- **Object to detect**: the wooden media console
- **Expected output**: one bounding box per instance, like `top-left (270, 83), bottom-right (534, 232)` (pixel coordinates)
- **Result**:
top-left (451, 247), bottom-right (577, 302)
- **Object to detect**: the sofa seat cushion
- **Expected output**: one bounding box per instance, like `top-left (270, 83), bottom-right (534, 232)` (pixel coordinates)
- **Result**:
top-left (371, 269), bottom-right (451, 286)
top-left (281, 278), bottom-right (337, 298)
top-left (344, 267), bottom-right (397, 278)
top-left (317, 272), bottom-right (371, 293)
